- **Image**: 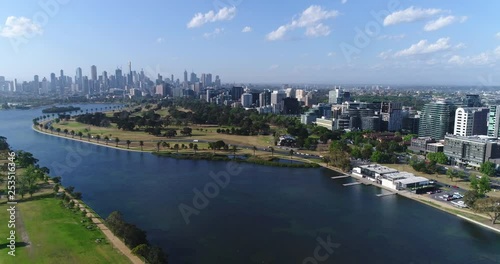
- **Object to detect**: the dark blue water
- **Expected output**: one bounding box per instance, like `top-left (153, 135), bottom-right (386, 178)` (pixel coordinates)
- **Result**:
top-left (1, 105), bottom-right (500, 264)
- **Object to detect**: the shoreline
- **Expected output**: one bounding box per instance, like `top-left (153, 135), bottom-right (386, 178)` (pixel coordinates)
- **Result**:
top-left (339, 165), bottom-right (500, 234)
top-left (33, 125), bottom-right (319, 168)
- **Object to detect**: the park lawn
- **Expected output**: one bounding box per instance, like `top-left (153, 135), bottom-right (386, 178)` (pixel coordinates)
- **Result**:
top-left (0, 195), bottom-right (130, 264)
top-left (384, 163), bottom-right (500, 198)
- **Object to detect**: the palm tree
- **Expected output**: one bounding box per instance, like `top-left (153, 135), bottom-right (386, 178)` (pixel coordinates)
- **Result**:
top-left (104, 136), bottom-right (109, 145)
top-left (252, 146), bottom-right (257, 156)
top-left (126, 140), bottom-right (131, 149)
top-left (140, 140), bottom-right (145, 151)
top-left (49, 126), bottom-right (54, 134)
top-left (155, 141), bottom-right (159, 152)
top-left (270, 147), bottom-right (274, 157)
top-left (193, 144), bottom-right (198, 154)
top-left (174, 144), bottom-right (179, 153)
top-left (289, 149), bottom-right (294, 163)
top-left (115, 137), bottom-right (120, 147)
top-left (77, 131), bottom-right (83, 139)
top-left (70, 130), bottom-right (75, 138)
top-left (96, 134), bottom-right (101, 142)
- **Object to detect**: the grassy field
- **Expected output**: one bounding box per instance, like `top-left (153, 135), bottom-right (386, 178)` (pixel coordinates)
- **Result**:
top-left (0, 195), bottom-right (130, 264)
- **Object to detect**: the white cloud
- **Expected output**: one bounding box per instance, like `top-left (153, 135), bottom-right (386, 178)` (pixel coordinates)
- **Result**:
top-left (156, 37), bottom-right (164, 43)
top-left (203, 28), bottom-right (224, 39)
top-left (266, 5), bottom-right (339, 41)
top-left (448, 55), bottom-right (465, 65)
top-left (242, 26), bottom-right (252, 33)
top-left (187, 7), bottom-right (236, 28)
top-left (0, 16), bottom-right (43, 38)
top-left (384, 6), bottom-right (443, 26)
top-left (424, 15), bottom-right (467, 31)
top-left (341, 0), bottom-right (347, 4)
top-left (327, 52), bottom-right (336, 57)
top-left (495, 46), bottom-right (500, 56)
top-left (378, 50), bottom-right (393, 59)
top-left (305, 23), bottom-right (330, 37)
top-left (378, 34), bottom-right (406, 40)
top-left (395, 37), bottom-right (451, 56)
top-left (496, 32), bottom-right (500, 39)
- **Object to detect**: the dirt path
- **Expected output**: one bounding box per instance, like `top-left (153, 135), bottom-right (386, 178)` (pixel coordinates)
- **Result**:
top-left (15, 206), bottom-right (33, 257)
top-left (60, 188), bottom-right (143, 264)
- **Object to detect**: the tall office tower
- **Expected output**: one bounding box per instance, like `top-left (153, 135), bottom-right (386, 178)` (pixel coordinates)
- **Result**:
top-left (59, 70), bottom-right (65, 92)
top-left (115, 68), bottom-right (123, 88)
top-left (488, 105), bottom-right (500, 138)
top-left (241, 93), bottom-right (253, 108)
top-left (41, 77), bottom-right (49, 94)
top-left (271, 90), bottom-right (286, 112)
top-left (215, 75), bottom-right (221, 87)
top-left (285, 87), bottom-right (295, 98)
top-left (200, 73), bottom-right (206, 87)
top-left (171, 74), bottom-right (174, 84)
top-left (91, 65), bottom-right (97, 81)
top-left (464, 94), bottom-right (482, 107)
top-left (190, 72), bottom-right (197, 83)
top-left (328, 87), bottom-right (344, 104)
top-left (418, 100), bottom-right (453, 140)
top-left (454, 107), bottom-right (489, 136)
top-left (75, 67), bottom-right (83, 88)
top-left (50, 73), bottom-right (57, 92)
top-left (82, 76), bottom-right (89, 94)
top-left (295, 89), bottom-right (305, 101)
top-left (13, 79), bottom-right (17, 92)
top-left (128, 61), bottom-right (133, 85)
top-left (259, 90), bottom-right (271, 107)
top-left (33, 75), bottom-right (39, 94)
top-left (206, 73), bottom-right (212, 86)
top-left (183, 70), bottom-right (188, 83)
top-left (380, 102), bottom-right (403, 131)
top-left (102, 71), bottom-right (108, 89)
top-left (230, 86), bottom-right (244, 101)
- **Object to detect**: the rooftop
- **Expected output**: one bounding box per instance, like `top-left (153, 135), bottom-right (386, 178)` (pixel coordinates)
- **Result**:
top-left (359, 164), bottom-right (398, 174)
top-left (395, 177), bottom-right (430, 185)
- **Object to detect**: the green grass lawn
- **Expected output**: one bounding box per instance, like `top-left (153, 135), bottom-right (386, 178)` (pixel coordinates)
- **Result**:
top-left (0, 195), bottom-right (130, 264)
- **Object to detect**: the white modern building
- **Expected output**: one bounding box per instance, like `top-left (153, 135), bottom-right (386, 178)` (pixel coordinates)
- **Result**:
top-left (353, 164), bottom-right (432, 191)
top-left (454, 107), bottom-right (489, 137)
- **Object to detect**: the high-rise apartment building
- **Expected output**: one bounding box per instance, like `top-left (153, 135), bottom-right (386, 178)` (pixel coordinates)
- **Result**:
top-left (418, 100), bottom-right (453, 140)
top-left (453, 107), bottom-right (489, 136)
top-left (488, 105), bottom-right (500, 138)
top-left (91, 65), bottom-right (97, 81)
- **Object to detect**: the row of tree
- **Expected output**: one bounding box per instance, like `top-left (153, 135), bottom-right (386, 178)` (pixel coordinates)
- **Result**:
top-left (106, 211), bottom-right (168, 263)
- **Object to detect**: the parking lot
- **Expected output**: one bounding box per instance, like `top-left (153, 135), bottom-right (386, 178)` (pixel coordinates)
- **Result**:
top-left (426, 185), bottom-right (468, 208)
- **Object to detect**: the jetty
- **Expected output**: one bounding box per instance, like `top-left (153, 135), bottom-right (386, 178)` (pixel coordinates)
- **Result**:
top-left (343, 182), bottom-right (361, 186)
top-left (331, 175), bottom-right (350, 180)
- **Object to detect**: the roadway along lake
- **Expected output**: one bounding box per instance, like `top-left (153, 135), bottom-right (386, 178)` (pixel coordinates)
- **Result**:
top-left (2, 105), bottom-right (500, 263)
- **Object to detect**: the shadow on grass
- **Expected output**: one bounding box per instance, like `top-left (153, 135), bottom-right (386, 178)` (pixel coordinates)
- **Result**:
top-left (0, 192), bottom-right (55, 205)
top-left (0, 242), bottom-right (30, 249)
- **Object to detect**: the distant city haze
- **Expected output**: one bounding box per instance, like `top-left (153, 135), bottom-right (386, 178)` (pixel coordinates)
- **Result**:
top-left (1, 1), bottom-right (500, 85)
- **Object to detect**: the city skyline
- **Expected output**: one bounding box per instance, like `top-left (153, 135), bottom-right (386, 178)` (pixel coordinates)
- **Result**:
top-left (1, 1), bottom-right (500, 85)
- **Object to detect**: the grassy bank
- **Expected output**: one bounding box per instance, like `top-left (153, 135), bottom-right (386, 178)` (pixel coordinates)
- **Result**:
top-left (0, 194), bottom-right (130, 264)
top-left (153, 152), bottom-right (320, 168)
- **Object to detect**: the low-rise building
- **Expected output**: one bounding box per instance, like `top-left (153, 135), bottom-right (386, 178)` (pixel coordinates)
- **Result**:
top-left (444, 134), bottom-right (500, 168)
top-left (353, 164), bottom-right (433, 192)
top-left (409, 137), bottom-right (436, 154)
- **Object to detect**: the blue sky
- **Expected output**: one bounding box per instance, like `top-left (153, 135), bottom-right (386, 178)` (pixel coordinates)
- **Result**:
top-left (1, 0), bottom-right (499, 85)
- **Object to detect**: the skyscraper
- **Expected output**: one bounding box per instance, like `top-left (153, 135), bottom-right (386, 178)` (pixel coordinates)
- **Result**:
top-left (115, 68), bottom-right (123, 88)
top-left (183, 70), bottom-right (188, 83)
top-left (91, 65), bottom-right (97, 81)
top-left (50, 73), bottom-right (57, 93)
top-left (231, 86), bottom-right (244, 101)
top-left (190, 72), bottom-right (197, 83)
top-left (380, 102), bottom-right (403, 131)
top-left (328, 87), bottom-right (344, 104)
top-left (454, 107), bottom-right (489, 136)
top-left (488, 105), bottom-right (500, 138)
top-left (418, 100), bottom-right (453, 140)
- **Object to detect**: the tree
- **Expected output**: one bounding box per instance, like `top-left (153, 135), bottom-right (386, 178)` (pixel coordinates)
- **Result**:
top-left (480, 161), bottom-right (496, 177)
top-left (104, 136), bottom-right (110, 145)
top-left (289, 149), bottom-right (294, 162)
top-left (96, 134), bottom-right (101, 142)
top-left (252, 146), bottom-right (257, 156)
top-left (21, 165), bottom-right (41, 198)
top-left (193, 144), bottom-right (198, 154)
top-left (15, 151), bottom-right (39, 168)
top-left (470, 175), bottom-right (492, 196)
top-left (473, 197), bottom-right (500, 224)
top-left (87, 133), bottom-right (91, 141)
top-left (77, 131), bottom-right (83, 139)
top-left (161, 141), bottom-right (168, 149)
top-left (126, 140), bottom-right (131, 149)
top-left (115, 137), bottom-right (120, 147)
top-left (174, 144), bottom-right (179, 153)
top-left (463, 190), bottom-right (480, 208)
top-left (155, 141), bottom-right (159, 152)
top-left (427, 152), bottom-right (448, 164)
top-left (446, 169), bottom-right (458, 182)
top-left (269, 147), bottom-right (274, 157)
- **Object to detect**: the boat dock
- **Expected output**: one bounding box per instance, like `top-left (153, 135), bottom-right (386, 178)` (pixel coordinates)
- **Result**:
top-left (331, 175), bottom-right (350, 180)
top-left (343, 182), bottom-right (361, 186)
top-left (376, 192), bottom-right (396, 197)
